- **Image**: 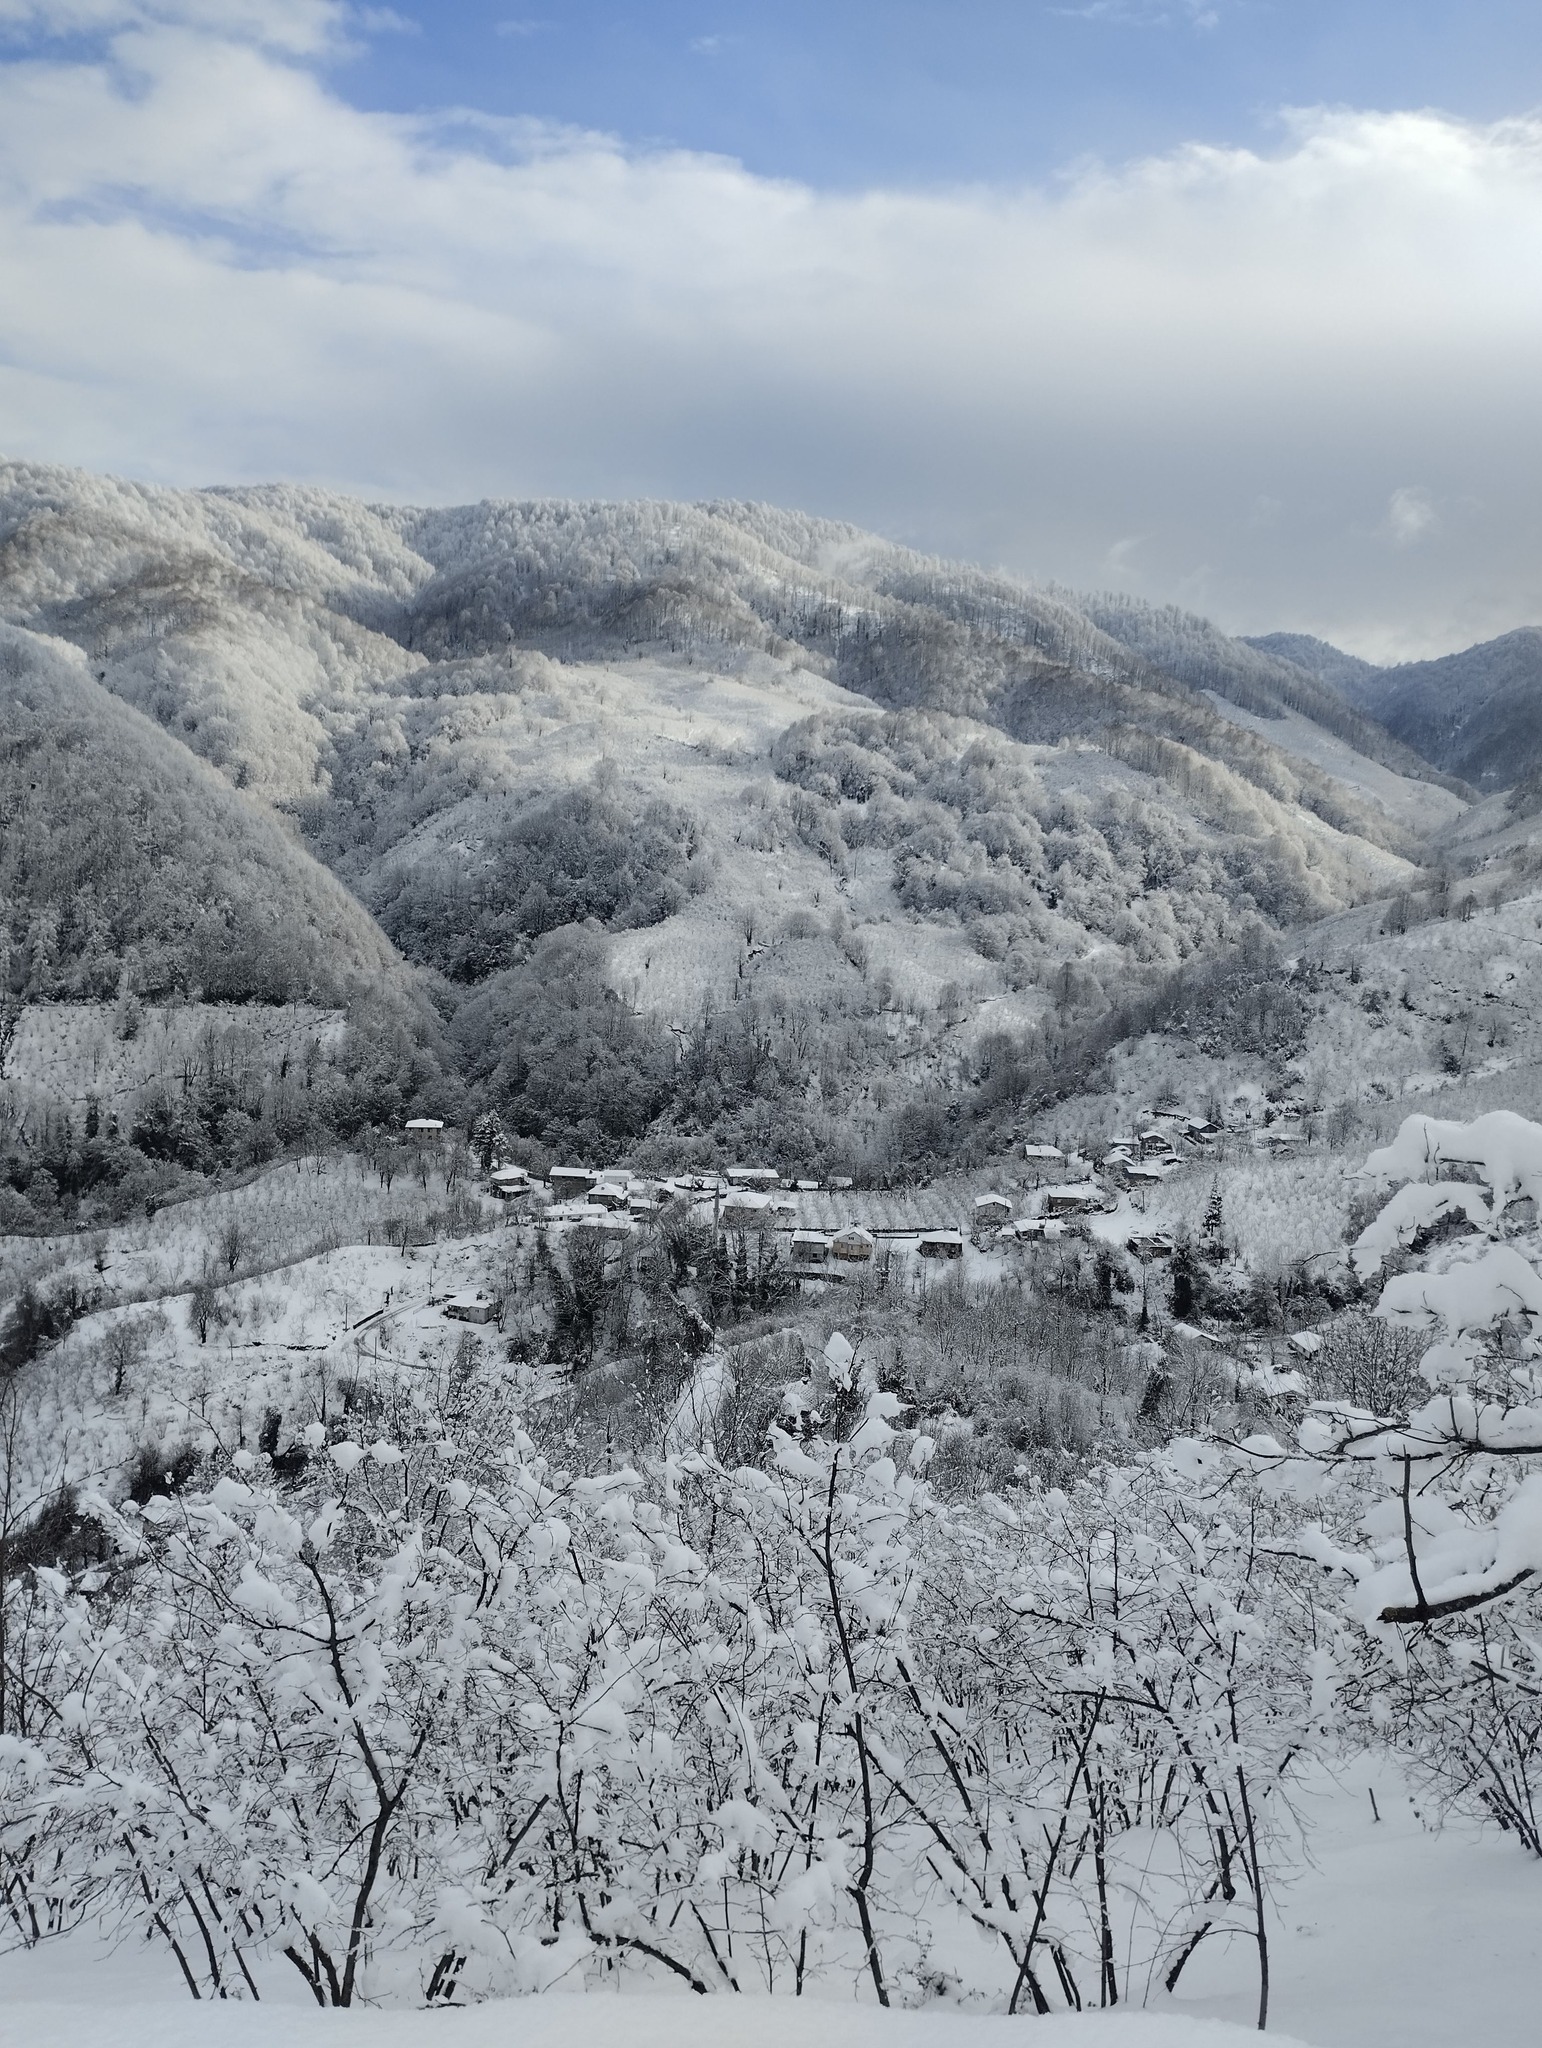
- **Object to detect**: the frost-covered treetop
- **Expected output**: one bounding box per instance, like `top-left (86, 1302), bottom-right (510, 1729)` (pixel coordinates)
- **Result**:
top-left (1353, 1110), bottom-right (1542, 1276)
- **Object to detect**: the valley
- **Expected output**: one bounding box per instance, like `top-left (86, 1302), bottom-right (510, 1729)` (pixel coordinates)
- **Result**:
top-left (5, 462), bottom-right (1542, 2036)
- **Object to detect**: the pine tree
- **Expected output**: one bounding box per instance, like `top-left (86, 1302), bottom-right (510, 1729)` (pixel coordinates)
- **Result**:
top-left (1170, 1239), bottom-right (1197, 1320)
top-left (1202, 1178), bottom-right (1224, 1256)
top-left (469, 1109), bottom-right (507, 1175)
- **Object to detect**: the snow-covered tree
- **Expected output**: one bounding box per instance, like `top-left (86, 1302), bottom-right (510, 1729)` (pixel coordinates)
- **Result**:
top-left (2, 1347), bottom-right (1333, 2011)
top-left (1247, 1111), bottom-right (1542, 1851)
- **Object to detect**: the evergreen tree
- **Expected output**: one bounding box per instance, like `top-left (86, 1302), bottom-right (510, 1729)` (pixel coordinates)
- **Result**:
top-left (1202, 1178), bottom-right (1225, 1257)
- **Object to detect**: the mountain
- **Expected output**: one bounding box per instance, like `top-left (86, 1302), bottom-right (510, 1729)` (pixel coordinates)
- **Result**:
top-left (0, 459), bottom-right (1474, 1176)
top-left (0, 624), bottom-right (404, 1006)
top-left (1067, 596), bottom-right (1447, 783)
top-left (1243, 631), bottom-right (1382, 702)
top-left (1248, 626), bottom-right (1542, 793)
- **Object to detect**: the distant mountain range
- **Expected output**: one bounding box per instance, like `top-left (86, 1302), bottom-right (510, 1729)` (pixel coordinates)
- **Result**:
top-left (0, 458), bottom-right (1515, 1182)
top-left (1247, 628), bottom-right (1542, 793)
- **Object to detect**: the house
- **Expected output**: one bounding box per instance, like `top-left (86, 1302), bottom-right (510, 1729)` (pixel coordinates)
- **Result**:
top-left (1126, 1231), bottom-right (1176, 1260)
top-left (917, 1231), bottom-right (965, 1260)
top-left (973, 1193), bottom-right (1012, 1220)
top-left (549, 1166), bottom-right (598, 1201)
top-left (444, 1291), bottom-right (496, 1324)
top-left (489, 1166), bottom-right (530, 1200)
top-left (1137, 1129), bottom-right (1171, 1158)
top-left (727, 1165), bottom-right (780, 1188)
top-left (1043, 1181), bottom-right (1112, 1217)
top-left (720, 1191), bottom-right (773, 1230)
top-left (589, 1181), bottom-right (632, 1212)
top-left (405, 1117), bottom-right (445, 1144)
top-left (831, 1226), bottom-right (875, 1263)
top-left (1021, 1143), bottom-right (1065, 1186)
top-left (792, 1230), bottom-right (833, 1266)
top-left (1009, 1215), bottom-right (1067, 1243)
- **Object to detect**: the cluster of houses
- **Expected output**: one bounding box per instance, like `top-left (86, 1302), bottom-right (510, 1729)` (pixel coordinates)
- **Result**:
top-left (481, 1160), bottom-right (886, 1264)
top-left (975, 1109), bottom-right (1223, 1260)
top-left (464, 1117), bottom-right (1205, 1280)
top-left (436, 1095), bottom-right (1268, 1294)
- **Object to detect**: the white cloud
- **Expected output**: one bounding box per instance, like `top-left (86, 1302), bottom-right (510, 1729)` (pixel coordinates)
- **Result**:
top-left (0, 0), bottom-right (345, 54)
top-left (1055, 2), bottom-right (1226, 27)
top-left (0, 16), bottom-right (1539, 654)
top-left (1385, 486), bottom-right (1440, 548)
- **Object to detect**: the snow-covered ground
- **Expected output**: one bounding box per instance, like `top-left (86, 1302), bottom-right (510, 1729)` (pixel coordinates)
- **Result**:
top-left (1201, 692), bottom-right (1466, 841)
top-left (0, 1991), bottom-right (1306, 2048)
top-left (3, 1758), bottom-right (1535, 2046)
top-left (1164, 1753), bottom-right (1542, 2046)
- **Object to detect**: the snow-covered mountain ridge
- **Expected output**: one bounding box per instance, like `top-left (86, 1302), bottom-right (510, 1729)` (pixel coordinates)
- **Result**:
top-left (0, 462), bottom-right (1454, 989)
top-left (1249, 626), bottom-right (1542, 794)
top-left (5, 457), bottom-right (1524, 1213)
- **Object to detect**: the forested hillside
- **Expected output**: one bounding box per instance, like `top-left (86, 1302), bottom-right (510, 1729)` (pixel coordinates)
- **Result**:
top-left (1251, 625), bottom-right (1542, 794)
top-left (0, 626), bottom-right (403, 1005)
top-left (0, 459), bottom-right (1488, 1197)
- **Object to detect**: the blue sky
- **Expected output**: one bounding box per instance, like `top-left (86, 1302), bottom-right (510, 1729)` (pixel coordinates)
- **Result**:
top-left (0, 0), bottom-right (1539, 654)
top-left (342, 2), bottom-right (1542, 187)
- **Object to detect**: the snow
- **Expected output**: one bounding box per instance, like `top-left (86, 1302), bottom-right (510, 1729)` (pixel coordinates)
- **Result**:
top-left (1351, 1178), bottom-right (1495, 1275)
top-left (1198, 690), bottom-right (1466, 838)
top-left (1376, 1243), bottom-right (1542, 1333)
top-left (1362, 1110), bottom-right (1542, 1214)
top-left (5, 1760), bottom-right (1539, 2048)
top-left (0, 1990), bottom-right (1308, 2048)
top-left (1163, 1755), bottom-right (1542, 2048)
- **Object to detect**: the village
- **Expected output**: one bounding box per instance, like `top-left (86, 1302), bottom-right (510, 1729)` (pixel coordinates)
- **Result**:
top-left (425, 1090), bottom-right (1321, 1323)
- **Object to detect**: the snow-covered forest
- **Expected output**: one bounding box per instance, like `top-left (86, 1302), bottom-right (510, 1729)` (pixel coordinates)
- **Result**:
top-left (5, 464), bottom-right (1542, 2046)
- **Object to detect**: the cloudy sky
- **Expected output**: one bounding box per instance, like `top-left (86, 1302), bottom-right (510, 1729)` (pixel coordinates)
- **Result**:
top-left (1, 1), bottom-right (1539, 657)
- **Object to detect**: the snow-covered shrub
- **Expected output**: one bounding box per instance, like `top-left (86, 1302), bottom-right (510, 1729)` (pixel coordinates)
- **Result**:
top-left (1, 1365), bottom-right (1331, 2016)
top-left (1246, 1110), bottom-right (1542, 1851)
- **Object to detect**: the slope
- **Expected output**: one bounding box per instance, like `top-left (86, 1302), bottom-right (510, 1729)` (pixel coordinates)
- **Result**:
top-left (0, 462), bottom-right (1466, 1174)
top-left (1249, 626), bottom-right (1542, 794)
top-left (0, 625), bottom-right (404, 1006)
